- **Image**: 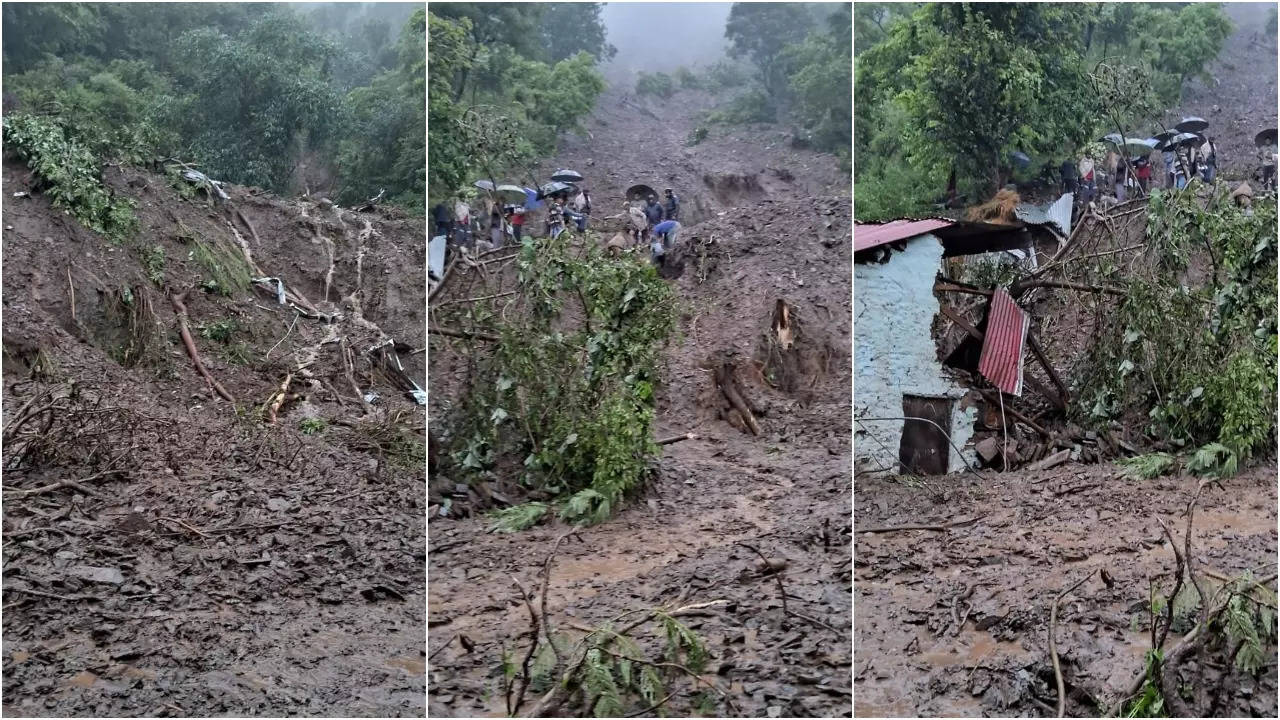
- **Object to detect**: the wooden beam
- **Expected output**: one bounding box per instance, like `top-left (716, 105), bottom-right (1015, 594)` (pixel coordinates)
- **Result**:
top-left (979, 389), bottom-right (1051, 438)
top-left (1012, 278), bottom-right (1125, 296)
top-left (935, 279), bottom-right (994, 297)
top-left (1026, 331), bottom-right (1070, 405)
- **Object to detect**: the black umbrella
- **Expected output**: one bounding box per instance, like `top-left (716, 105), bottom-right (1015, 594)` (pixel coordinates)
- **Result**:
top-left (1255, 128), bottom-right (1278, 147)
top-left (1174, 116), bottom-right (1208, 133)
top-left (550, 169), bottom-right (584, 183)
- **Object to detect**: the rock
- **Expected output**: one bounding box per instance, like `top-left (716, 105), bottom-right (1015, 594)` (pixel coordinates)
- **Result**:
top-left (767, 706), bottom-right (782, 717)
top-left (975, 437), bottom-right (1002, 463)
top-left (267, 497), bottom-right (290, 512)
top-left (69, 566), bottom-right (124, 585)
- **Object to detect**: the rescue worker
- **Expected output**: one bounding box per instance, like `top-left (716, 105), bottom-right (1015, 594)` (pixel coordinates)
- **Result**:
top-left (1201, 137), bottom-right (1218, 183)
top-left (432, 202), bottom-right (451, 239)
top-left (643, 194), bottom-right (663, 228)
top-left (653, 219), bottom-right (680, 250)
top-left (663, 188), bottom-right (680, 221)
top-left (625, 201), bottom-right (648, 245)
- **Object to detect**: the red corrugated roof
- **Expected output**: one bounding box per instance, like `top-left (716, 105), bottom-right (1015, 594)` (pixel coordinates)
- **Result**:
top-left (854, 218), bottom-right (953, 252)
top-left (978, 289), bottom-right (1029, 396)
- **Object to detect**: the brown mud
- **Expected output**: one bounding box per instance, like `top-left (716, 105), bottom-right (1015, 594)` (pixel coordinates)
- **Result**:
top-left (854, 463), bottom-right (1278, 717)
top-left (2, 162), bottom-right (425, 716)
top-left (427, 87), bottom-right (852, 717)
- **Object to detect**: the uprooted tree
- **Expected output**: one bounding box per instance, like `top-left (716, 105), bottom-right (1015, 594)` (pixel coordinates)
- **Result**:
top-left (431, 234), bottom-right (678, 527)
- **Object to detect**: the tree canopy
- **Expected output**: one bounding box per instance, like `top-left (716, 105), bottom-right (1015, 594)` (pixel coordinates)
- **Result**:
top-left (854, 2), bottom-right (1234, 220)
top-left (2, 2), bottom-right (424, 212)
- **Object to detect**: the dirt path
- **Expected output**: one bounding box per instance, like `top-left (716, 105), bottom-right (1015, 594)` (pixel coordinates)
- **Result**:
top-left (854, 463), bottom-right (1277, 717)
top-left (427, 86), bottom-right (852, 717)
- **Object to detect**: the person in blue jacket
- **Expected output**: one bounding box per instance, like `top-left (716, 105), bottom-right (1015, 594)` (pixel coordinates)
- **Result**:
top-left (653, 219), bottom-right (680, 249)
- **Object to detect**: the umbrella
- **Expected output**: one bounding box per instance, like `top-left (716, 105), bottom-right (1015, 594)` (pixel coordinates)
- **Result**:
top-left (1174, 116), bottom-right (1208, 133)
top-left (1170, 132), bottom-right (1201, 148)
top-left (1009, 151), bottom-right (1031, 168)
top-left (550, 169), bottom-right (583, 183)
top-left (626, 183), bottom-right (658, 201)
top-left (1255, 128), bottom-right (1278, 147)
top-left (473, 179), bottom-right (495, 191)
top-left (540, 181), bottom-right (573, 197)
top-left (1103, 135), bottom-right (1156, 155)
top-left (495, 184), bottom-right (527, 204)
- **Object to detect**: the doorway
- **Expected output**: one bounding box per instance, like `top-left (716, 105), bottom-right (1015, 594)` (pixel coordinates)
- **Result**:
top-left (899, 395), bottom-right (952, 475)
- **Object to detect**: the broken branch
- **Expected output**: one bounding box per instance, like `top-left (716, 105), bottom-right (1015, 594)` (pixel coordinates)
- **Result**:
top-left (1051, 570), bottom-right (1096, 717)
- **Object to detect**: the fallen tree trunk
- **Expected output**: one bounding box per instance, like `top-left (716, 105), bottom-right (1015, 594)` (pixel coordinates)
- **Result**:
top-left (714, 362), bottom-right (760, 436)
top-left (169, 292), bottom-right (235, 402)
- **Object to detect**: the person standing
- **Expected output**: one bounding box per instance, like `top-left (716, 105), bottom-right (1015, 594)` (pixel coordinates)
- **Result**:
top-left (433, 202), bottom-right (451, 239)
top-left (489, 207), bottom-right (505, 248)
top-left (1079, 156), bottom-right (1096, 205)
top-left (626, 201), bottom-right (648, 245)
top-left (1135, 156), bottom-right (1151, 194)
top-left (510, 206), bottom-right (525, 243)
top-left (1060, 159), bottom-right (1078, 195)
top-left (1201, 137), bottom-right (1218, 182)
top-left (547, 199), bottom-right (566, 239)
top-left (644, 194), bottom-right (664, 227)
top-left (663, 188), bottom-right (680, 221)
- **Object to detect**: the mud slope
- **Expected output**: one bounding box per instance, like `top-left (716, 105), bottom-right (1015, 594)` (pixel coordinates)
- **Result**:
top-left (1166, 2), bottom-right (1278, 179)
top-left (2, 161), bottom-right (426, 717)
top-left (427, 89), bottom-right (852, 717)
top-left (854, 464), bottom-right (1278, 717)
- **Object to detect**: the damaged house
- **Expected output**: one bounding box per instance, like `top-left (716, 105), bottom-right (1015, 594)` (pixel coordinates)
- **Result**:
top-left (854, 197), bottom-right (1073, 476)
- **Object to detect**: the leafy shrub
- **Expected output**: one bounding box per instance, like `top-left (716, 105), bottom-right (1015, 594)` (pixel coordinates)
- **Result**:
top-left (1075, 188), bottom-right (1277, 469)
top-left (487, 502), bottom-right (548, 533)
top-left (686, 126), bottom-right (708, 146)
top-left (190, 235), bottom-right (253, 298)
top-left (447, 233), bottom-right (678, 526)
top-left (674, 65), bottom-right (702, 90)
top-left (2, 113), bottom-right (138, 244)
top-left (705, 87), bottom-right (776, 125)
top-left (1118, 452), bottom-right (1177, 480)
top-left (141, 245), bottom-right (165, 286)
top-left (705, 59), bottom-right (749, 92)
top-left (298, 417), bottom-right (327, 435)
top-left (635, 71), bottom-right (675, 99)
top-left (198, 318), bottom-right (240, 344)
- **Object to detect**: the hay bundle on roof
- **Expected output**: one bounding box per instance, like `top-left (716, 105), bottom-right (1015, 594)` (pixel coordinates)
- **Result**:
top-left (965, 189), bottom-right (1022, 224)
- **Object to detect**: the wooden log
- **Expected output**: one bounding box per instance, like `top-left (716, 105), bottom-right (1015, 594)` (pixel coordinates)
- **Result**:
top-left (1026, 331), bottom-right (1070, 405)
top-left (169, 292), bottom-right (235, 402)
top-left (715, 363), bottom-right (760, 436)
top-left (1028, 448), bottom-right (1071, 471)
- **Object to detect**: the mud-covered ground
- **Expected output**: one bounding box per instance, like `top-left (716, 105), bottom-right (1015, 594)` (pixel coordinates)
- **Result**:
top-left (427, 85), bottom-right (852, 717)
top-left (1166, 2), bottom-right (1278, 181)
top-left (2, 162), bottom-right (426, 716)
top-left (854, 463), bottom-right (1278, 717)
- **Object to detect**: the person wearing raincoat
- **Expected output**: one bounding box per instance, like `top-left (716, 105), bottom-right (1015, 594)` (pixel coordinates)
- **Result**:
top-left (1201, 138), bottom-right (1218, 183)
top-left (547, 199), bottom-right (566, 240)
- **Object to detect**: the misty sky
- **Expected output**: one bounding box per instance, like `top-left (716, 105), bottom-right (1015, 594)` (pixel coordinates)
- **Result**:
top-left (601, 2), bottom-right (732, 79)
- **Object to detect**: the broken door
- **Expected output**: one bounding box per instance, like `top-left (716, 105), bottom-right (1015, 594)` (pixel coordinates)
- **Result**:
top-left (899, 395), bottom-right (952, 475)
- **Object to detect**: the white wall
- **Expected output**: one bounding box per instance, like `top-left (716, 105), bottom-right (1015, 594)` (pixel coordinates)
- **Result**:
top-left (854, 235), bottom-right (977, 474)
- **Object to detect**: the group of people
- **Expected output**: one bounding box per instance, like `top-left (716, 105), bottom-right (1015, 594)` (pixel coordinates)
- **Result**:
top-left (432, 185), bottom-right (684, 266)
top-left (623, 190), bottom-right (681, 263)
top-left (1060, 136), bottom-right (1224, 206)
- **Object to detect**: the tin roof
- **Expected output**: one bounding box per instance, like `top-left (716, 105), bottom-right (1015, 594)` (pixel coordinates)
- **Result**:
top-left (977, 289), bottom-right (1029, 396)
top-left (1014, 193), bottom-right (1073, 236)
top-left (853, 218), bottom-right (953, 251)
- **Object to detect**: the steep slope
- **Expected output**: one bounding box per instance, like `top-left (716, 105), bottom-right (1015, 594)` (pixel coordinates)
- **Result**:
top-left (427, 86), bottom-right (852, 717)
top-left (2, 161), bottom-right (426, 717)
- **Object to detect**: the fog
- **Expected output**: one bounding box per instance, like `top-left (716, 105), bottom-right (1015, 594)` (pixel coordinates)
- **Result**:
top-left (601, 2), bottom-right (732, 84)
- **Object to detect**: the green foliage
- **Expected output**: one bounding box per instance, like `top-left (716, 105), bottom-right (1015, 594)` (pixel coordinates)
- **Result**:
top-left (705, 87), bottom-right (777, 125)
top-left (140, 246), bottom-right (165, 286)
top-left (426, 8), bottom-right (606, 205)
top-left (537, 3), bottom-right (616, 64)
top-left (487, 502), bottom-right (549, 533)
top-left (190, 236), bottom-right (253, 298)
top-left (1124, 649), bottom-right (1166, 717)
top-left (674, 66), bottom-right (702, 90)
top-left (1118, 452), bottom-right (1177, 480)
top-left (198, 318), bottom-right (240, 344)
top-left (704, 59), bottom-right (750, 93)
top-left (298, 417), bottom-right (327, 435)
top-left (2, 113), bottom-right (138, 244)
top-left (446, 234), bottom-right (677, 526)
top-left (686, 126), bottom-right (709, 146)
top-left (635, 71), bottom-right (675, 99)
top-left (783, 3), bottom-right (851, 160)
top-left (725, 2), bottom-right (815, 98)
top-left (659, 613), bottom-right (708, 672)
top-left (1075, 188), bottom-right (1277, 472)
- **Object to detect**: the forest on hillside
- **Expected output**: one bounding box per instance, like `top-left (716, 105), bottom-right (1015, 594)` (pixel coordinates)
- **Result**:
top-left (854, 2), bottom-right (1251, 219)
top-left (427, 2), bottom-right (850, 208)
top-left (2, 2), bottom-right (424, 211)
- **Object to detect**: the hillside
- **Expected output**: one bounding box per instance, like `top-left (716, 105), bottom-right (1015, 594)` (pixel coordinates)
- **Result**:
top-left (1, 161), bottom-right (426, 717)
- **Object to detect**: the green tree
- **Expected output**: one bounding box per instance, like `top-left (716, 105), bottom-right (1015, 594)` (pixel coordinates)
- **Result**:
top-left (724, 3), bottom-right (815, 98)
top-left (784, 4), bottom-right (851, 162)
top-left (537, 3), bottom-right (616, 63)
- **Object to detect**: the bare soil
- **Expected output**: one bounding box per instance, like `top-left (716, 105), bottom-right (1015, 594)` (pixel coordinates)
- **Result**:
top-left (427, 87), bottom-right (852, 717)
top-left (2, 161), bottom-right (425, 716)
top-left (854, 463), bottom-right (1277, 717)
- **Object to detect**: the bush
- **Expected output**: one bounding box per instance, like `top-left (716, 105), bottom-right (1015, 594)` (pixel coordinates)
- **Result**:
top-left (705, 58), bottom-right (749, 92)
top-left (2, 113), bottom-right (138, 244)
top-left (674, 65), bottom-right (702, 89)
top-left (635, 70), bottom-right (675, 99)
top-left (705, 87), bottom-right (776, 125)
top-left (446, 233), bottom-right (678, 526)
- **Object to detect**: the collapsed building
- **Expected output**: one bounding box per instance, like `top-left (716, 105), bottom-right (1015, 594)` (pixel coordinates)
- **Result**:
top-left (854, 195), bottom-right (1080, 475)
